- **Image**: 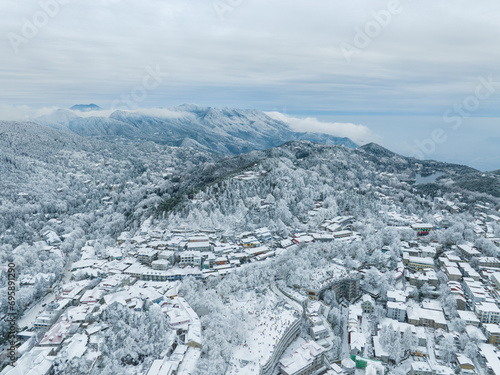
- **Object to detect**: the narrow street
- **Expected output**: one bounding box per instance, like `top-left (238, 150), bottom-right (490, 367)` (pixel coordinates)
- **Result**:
top-left (340, 305), bottom-right (349, 359)
top-left (425, 328), bottom-right (436, 366)
top-left (17, 261), bottom-right (73, 330)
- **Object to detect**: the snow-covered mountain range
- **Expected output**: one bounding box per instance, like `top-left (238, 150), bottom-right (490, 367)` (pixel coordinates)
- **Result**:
top-left (35, 104), bottom-right (358, 155)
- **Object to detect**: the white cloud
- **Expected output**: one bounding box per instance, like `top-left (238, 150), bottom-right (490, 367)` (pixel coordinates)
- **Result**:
top-left (0, 105), bottom-right (194, 122)
top-left (0, 104), bottom-right (60, 121)
top-left (266, 112), bottom-right (379, 145)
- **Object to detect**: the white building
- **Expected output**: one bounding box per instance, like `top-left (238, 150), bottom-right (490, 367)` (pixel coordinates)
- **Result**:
top-left (152, 259), bottom-right (171, 270)
top-left (478, 343), bottom-right (500, 375)
top-left (179, 251), bottom-right (202, 267)
top-left (387, 301), bottom-right (407, 322)
top-left (186, 241), bottom-right (211, 252)
top-left (475, 302), bottom-right (500, 324)
top-left (410, 362), bottom-right (433, 375)
top-left (0, 347), bottom-right (54, 375)
top-left (280, 341), bottom-right (325, 375)
top-left (310, 325), bottom-right (329, 341)
top-left (457, 244), bottom-right (481, 259)
top-left (463, 278), bottom-right (487, 306)
top-left (387, 290), bottom-right (406, 303)
top-left (491, 273), bottom-right (500, 289)
top-left (457, 310), bottom-right (480, 327)
top-left (421, 246), bottom-right (437, 258)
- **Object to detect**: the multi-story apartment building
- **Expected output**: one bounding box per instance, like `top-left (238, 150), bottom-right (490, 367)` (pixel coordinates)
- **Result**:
top-left (138, 249), bottom-right (158, 266)
top-left (478, 257), bottom-right (500, 269)
top-left (457, 310), bottom-right (480, 327)
top-left (407, 307), bottom-right (447, 330)
top-left (421, 246), bottom-right (437, 258)
top-left (406, 256), bottom-right (435, 272)
top-left (475, 302), bottom-right (500, 324)
top-left (462, 278), bottom-right (487, 307)
top-left (280, 341), bottom-right (325, 375)
top-left (458, 263), bottom-right (481, 281)
top-left (387, 301), bottom-right (407, 322)
top-left (483, 324), bottom-right (500, 347)
top-left (445, 266), bottom-right (463, 282)
top-left (151, 259), bottom-right (171, 270)
top-left (326, 272), bottom-right (361, 302)
top-left (457, 244), bottom-right (481, 260)
top-left (179, 250), bottom-right (202, 267)
top-left (305, 270), bottom-right (361, 302)
top-left (408, 269), bottom-right (439, 287)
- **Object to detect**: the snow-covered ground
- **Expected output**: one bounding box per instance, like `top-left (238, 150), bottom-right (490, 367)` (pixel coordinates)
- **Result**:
top-left (225, 290), bottom-right (299, 375)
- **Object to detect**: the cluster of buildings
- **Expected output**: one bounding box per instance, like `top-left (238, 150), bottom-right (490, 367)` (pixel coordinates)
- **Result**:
top-left (106, 214), bottom-right (361, 288)
top-left (306, 194), bottom-right (500, 375)
top-left (2, 244), bottom-right (202, 375)
top-left (347, 214), bottom-right (500, 375)
top-left (6, 183), bottom-right (500, 375)
top-left (4, 210), bottom-right (363, 375)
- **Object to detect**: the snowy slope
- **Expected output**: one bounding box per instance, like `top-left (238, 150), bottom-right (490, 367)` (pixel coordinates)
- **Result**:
top-left (35, 105), bottom-right (358, 155)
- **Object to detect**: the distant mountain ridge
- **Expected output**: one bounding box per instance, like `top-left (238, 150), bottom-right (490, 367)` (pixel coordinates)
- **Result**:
top-left (70, 104), bottom-right (102, 112)
top-left (35, 104), bottom-right (358, 155)
top-left (27, 102), bottom-right (500, 197)
top-left (357, 142), bottom-right (500, 197)
top-left (2, 117), bottom-right (499, 205)
top-left (358, 142), bottom-right (478, 175)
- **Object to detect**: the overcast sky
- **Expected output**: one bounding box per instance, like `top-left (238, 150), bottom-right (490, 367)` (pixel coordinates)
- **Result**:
top-left (1, 0), bottom-right (500, 170)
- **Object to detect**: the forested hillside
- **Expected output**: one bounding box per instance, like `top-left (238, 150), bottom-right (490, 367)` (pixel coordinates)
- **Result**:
top-left (0, 120), bottom-right (215, 315)
top-left (1, 117), bottom-right (499, 375)
top-left (0, 121), bottom-right (214, 248)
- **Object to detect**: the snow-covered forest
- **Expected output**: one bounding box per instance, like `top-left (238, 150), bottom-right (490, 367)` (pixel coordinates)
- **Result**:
top-left (0, 120), bottom-right (214, 341)
top-left (1, 118), bottom-right (500, 375)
